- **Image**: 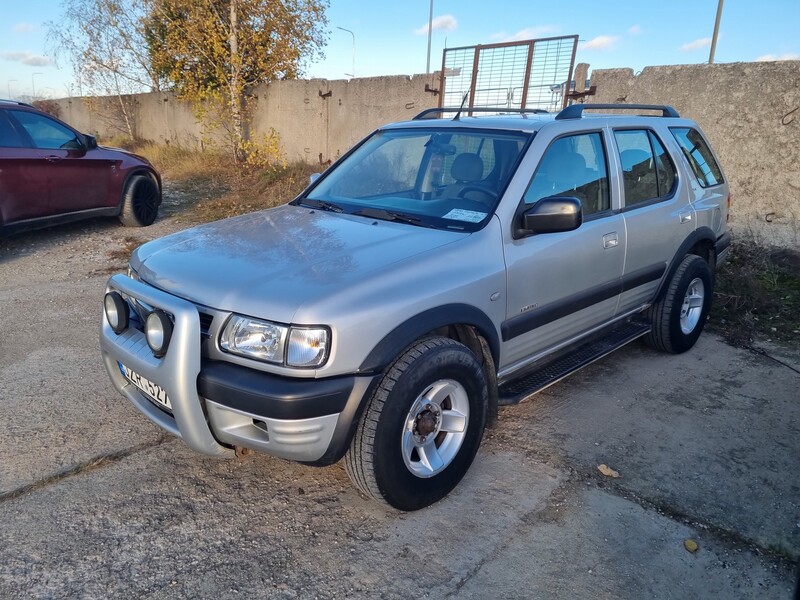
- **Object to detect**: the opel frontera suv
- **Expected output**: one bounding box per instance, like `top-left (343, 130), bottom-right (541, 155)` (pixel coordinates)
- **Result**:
top-left (100, 103), bottom-right (731, 510)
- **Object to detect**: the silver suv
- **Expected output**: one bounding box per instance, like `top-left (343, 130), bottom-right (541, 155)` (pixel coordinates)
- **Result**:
top-left (100, 104), bottom-right (731, 510)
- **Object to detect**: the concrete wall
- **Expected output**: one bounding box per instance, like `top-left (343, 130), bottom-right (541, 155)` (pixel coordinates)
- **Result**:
top-left (54, 72), bottom-right (440, 164)
top-left (250, 74), bottom-right (437, 164)
top-left (53, 62), bottom-right (799, 248)
top-left (589, 62), bottom-right (800, 248)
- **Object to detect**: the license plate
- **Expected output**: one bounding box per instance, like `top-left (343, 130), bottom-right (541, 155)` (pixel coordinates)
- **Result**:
top-left (118, 362), bottom-right (172, 410)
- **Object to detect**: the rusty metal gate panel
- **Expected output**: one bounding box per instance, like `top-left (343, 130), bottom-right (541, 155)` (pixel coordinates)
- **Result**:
top-left (439, 35), bottom-right (578, 113)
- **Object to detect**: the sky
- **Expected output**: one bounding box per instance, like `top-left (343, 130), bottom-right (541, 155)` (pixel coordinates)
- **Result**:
top-left (1, 0), bottom-right (799, 99)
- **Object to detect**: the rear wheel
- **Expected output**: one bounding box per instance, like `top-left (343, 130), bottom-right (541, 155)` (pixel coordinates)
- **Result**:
top-left (645, 254), bottom-right (713, 353)
top-left (119, 174), bottom-right (160, 227)
top-left (345, 337), bottom-right (488, 511)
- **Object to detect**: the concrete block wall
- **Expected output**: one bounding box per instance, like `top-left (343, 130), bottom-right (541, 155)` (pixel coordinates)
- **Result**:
top-left (52, 62), bottom-right (799, 248)
top-left (589, 62), bottom-right (800, 248)
top-left (250, 73), bottom-right (438, 165)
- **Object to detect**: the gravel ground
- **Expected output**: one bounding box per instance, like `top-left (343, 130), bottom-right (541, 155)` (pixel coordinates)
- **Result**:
top-left (1, 190), bottom-right (798, 599)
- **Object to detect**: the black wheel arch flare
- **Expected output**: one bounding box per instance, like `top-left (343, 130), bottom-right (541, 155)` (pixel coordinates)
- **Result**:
top-left (358, 304), bottom-right (500, 374)
top-left (654, 226), bottom-right (718, 303)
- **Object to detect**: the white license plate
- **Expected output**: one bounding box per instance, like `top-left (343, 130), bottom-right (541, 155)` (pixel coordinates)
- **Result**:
top-left (118, 362), bottom-right (172, 410)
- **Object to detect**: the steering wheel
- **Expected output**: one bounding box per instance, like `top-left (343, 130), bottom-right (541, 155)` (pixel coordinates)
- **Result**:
top-left (456, 185), bottom-right (498, 201)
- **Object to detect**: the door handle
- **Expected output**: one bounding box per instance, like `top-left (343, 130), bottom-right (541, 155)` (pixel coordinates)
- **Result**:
top-left (602, 233), bottom-right (618, 249)
top-left (45, 155), bottom-right (62, 162)
top-left (679, 211), bottom-right (692, 224)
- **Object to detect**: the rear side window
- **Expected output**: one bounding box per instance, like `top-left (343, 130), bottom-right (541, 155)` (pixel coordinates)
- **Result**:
top-left (614, 129), bottom-right (676, 206)
top-left (0, 111), bottom-right (26, 148)
top-left (670, 127), bottom-right (723, 187)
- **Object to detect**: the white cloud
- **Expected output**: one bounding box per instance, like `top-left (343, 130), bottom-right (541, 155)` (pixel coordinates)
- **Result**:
top-left (580, 35), bottom-right (620, 51)
top-left (627, 25), bottom-right (642, 35)
top-left (490, 25), bottom-right (558, 43)
top-left (414, 14), bottom-right (457, 36)
top-left (1, 51), bottom-right (53, 67)
top-left (679, 37), bottom-right (712, 51)
top-left (13, 22), bottom-right (37, 33)
top-left (756, 52), bottom-right (800, 61)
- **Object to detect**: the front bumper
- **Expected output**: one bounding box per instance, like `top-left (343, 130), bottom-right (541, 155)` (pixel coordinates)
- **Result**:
top-left (100, 274), bottom-right (376, 463)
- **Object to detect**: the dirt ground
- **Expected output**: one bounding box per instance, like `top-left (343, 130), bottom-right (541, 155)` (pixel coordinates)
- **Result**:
top-left (1, 188), bottom-right (798, 599)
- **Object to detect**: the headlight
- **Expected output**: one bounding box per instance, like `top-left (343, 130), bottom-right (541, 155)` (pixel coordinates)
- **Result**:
top-left (220, 316), bottom-right (288, 363)
top-left (219, 315), bottom-right (329, 367)
top-left (127, 264), bottom-right (140, 281)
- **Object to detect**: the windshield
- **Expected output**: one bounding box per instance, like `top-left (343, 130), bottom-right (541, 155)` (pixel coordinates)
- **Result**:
top-left (301, 127), bottom-right (530, 231)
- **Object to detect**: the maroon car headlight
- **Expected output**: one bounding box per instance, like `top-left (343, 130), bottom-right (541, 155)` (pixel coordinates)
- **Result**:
top-left (145, 310), bottom-right (173, 357)
top-left (104, 292), bottom-right (129, 334)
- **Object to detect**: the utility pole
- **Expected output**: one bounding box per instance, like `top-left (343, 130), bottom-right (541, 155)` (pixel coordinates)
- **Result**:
top-left (708, 0), bottom-right (724, 64)
top-left (426, 0), bottom-right (434, 73)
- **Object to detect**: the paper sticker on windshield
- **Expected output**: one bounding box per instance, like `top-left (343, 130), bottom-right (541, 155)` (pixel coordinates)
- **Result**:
top-left (443, 209), bottom-right (487, 223)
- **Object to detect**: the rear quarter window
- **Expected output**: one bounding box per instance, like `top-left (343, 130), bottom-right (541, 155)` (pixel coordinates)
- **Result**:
top-left (670, 127), bottom-right (724, 188)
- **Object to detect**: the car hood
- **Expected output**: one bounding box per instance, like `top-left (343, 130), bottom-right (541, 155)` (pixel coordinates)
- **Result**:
top-left (132, 204), bottom-right (465, 323)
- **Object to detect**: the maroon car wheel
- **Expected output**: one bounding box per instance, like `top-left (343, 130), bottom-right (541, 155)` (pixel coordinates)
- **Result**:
top-left (119, 174), bottom-right (160, 227)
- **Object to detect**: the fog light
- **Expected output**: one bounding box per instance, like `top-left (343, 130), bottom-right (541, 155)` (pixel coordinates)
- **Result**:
top-left (145, 310), bottom-right (173, 357)
top-left (104, 292), bottom-right (129, 334)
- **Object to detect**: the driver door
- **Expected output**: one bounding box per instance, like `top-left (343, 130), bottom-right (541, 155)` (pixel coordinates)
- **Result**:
top-left (9, 109), bottom-right (112, 215)
top-left (502, 130), bottom-right (626, 370)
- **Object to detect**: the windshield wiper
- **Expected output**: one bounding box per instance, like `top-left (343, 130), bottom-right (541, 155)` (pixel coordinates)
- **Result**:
top-left (299, 198), bottom-right (345, 213)
top-left (353, 207), bottom-right (434, 228)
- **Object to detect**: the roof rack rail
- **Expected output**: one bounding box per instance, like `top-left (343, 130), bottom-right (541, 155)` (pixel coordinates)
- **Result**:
top-left (555, 103), bottom-right (680, 120)
top-left (413, 107), bottom-right (549, 120)
top-left (0, 99), bottom-right (34, 108)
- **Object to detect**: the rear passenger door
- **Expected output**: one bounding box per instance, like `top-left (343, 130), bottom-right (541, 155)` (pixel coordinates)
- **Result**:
top-left (613, 128), bottom-right (695, 314)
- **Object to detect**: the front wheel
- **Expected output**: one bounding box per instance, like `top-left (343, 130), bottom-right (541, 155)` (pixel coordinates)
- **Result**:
top-left (345, 337), bottom-right (488, 511)
top-left (645, 254), bottom-right (713, 353)
top-left (119, 174), bottom-right (160, 227)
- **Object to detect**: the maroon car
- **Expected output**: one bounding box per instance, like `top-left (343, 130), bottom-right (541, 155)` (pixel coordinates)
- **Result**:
top-left (0, 99), bottom-right (161, 236)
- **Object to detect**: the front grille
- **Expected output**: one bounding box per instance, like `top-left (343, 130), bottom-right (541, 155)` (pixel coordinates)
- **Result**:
top-left (199, 312), bottom-right (214, 338)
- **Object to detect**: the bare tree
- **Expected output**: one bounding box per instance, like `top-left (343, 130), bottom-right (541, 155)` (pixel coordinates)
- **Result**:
top-left (48, 0), bottom-right (162, 139)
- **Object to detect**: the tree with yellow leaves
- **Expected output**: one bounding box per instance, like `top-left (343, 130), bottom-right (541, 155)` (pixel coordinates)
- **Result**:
top-left (146, 0), bottom-right (328, 161)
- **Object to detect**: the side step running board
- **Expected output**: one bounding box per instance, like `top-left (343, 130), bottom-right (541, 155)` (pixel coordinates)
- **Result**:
top-left (498, 321), bottom-right (651, 406)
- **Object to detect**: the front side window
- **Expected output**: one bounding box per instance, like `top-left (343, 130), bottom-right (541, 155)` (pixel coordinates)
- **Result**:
top-left (9, 110), bottom-right (82, 150)
top-left (523, 132), bottom-right (610, 216)
top-left (614, 129), bottom-right (676, 206)
top-left (305, 128), bottom-right (529, 231)
top-left (670, 127), bottom-right (723, 188)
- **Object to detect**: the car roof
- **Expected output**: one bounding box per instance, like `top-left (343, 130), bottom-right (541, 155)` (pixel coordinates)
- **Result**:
top-left (382, 103), bottom-right (689, 134)
top-left (384, 113), bottom-right (555, 134)
top-left (0, 99), bottom-right (36, 109)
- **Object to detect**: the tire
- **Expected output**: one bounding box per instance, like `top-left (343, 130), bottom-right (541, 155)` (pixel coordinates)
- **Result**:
top-left (645, 254), bottom-right (713, 354)
top-left (345, 337), bottom-right (488, 511)
top-left (119, 174), bottom-right (160, 227)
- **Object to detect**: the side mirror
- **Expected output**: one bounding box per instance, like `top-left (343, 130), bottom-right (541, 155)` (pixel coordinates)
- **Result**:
top-left (309, 173), bottom-right (321, 185)
top-left (83, 134), bottom-right (98, 150)
top-left (518, 196), bottom-right (582, 236)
